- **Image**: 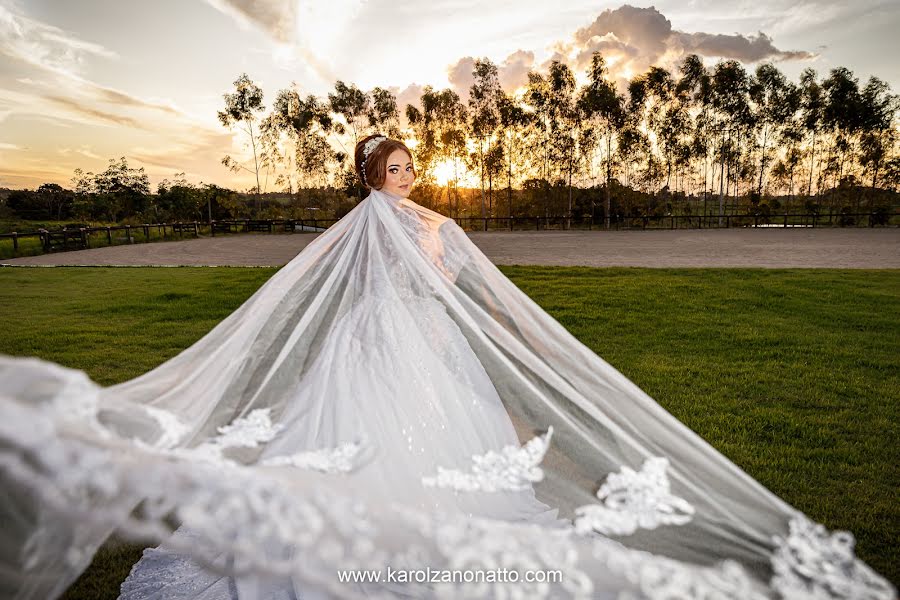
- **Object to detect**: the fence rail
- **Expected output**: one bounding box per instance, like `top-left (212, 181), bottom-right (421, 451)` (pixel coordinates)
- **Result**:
top-left (455, 211), bottom-right (899, 231)
top-left (0, 211), bottom-right (896, 259)
top-left (0, 218), bottom-right (339, 258)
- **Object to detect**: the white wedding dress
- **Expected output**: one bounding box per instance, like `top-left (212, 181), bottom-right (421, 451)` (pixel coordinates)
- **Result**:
top-left (0, 188), bottom-right (894, 600)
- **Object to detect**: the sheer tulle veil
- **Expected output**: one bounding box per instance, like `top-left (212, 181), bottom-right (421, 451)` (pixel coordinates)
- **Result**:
top-left (0, 187), bottom-right (894, 599)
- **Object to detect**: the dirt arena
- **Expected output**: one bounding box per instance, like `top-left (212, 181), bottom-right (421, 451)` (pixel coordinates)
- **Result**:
top-left (2, 228), bottom-right (898, 268)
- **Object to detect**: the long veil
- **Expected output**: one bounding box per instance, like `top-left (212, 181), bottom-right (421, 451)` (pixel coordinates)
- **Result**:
top-left (0, 188), bottom-right (894, 599)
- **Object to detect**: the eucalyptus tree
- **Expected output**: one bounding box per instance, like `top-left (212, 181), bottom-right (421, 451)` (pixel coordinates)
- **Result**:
top-left (406, 87), bottom-right (467, 216)
top-left (496, 92), bottom-right (529, 226)
top-left (710, 60), bottom-right (751, 223)
top-left (749, 63), bottom-right (799, 196)
top-left (328, 80), bottom-right (369, 146)
top-left (546, 61), bottom-right (580, 228)
top-left (677, 54), bottom-right (714, 214)
top-left (626, 73), bottom-right (666, 212)
top-left (270, 87), bottom-right (342, 209)
top-left (469, 58), bottom-right (502, 225)
top-left (577, 52), bottom-right (626, 228)
top-left (821, 67), bottom-right (864, 210)
top-left (367, 87), bottom-right (401, 138)
top-left (328, 80), bottom-right (371, 199)
top-left (773, 115), bottom-right (805, 211)
top-left (626, 67), bottom-right (677, 216)
top-left (857, 76), bottom-right (898, 208)
top-left (524, 71), bottom-right (552, 186)
top-left (218, 73), bottom-right (266, 212)
top-left (799, 68), bottom-right (825, 202)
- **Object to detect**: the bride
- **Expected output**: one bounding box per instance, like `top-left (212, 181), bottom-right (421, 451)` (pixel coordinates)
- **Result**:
top-left (0, 134), bottom-right (894, 600)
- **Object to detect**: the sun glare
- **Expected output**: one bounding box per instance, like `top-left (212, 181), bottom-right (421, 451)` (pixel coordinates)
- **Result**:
top-left (431, 159), bottom-right (456, 187)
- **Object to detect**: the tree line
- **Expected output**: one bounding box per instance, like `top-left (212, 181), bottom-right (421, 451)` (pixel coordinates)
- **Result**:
top-left (3, 52), bottom-right (898, 226)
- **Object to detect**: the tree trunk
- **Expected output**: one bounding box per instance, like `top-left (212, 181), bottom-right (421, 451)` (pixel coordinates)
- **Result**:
top-left (605, 130), bottom-right (612, 230)
top-left (248, 119), bottom-right (261, 214)
top-left (507, 134), bottom-right (513, 231)
top-left (757, 124), bottom-right (769, 195)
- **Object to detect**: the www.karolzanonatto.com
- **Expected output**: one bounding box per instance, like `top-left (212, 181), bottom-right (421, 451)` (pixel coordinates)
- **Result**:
top-left (337, 566), bottom-right (563, 584)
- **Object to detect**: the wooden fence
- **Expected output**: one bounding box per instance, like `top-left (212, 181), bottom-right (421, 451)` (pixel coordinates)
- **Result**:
top-left (0, 211), bottom-right (896, 258)
top-left (455, 211), bottom-right (900, 231)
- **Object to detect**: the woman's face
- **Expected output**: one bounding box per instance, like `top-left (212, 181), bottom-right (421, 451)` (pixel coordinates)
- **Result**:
top-left (380, 148), bottom-right (415, 198)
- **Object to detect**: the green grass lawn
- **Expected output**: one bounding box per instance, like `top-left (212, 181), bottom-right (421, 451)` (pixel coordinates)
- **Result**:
top-left (0, 266), bottom-right (897, 597)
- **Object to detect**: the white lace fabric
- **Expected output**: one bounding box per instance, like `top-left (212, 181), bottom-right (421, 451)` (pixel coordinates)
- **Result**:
top-left (0, 188), bottom-right (894, 600)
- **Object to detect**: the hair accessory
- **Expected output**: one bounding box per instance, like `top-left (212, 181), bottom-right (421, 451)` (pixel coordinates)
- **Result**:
top-left (361, 136), bottom-right (387, 187)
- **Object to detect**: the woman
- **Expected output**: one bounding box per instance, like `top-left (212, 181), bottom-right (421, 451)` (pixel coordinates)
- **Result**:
top-left (0, 134), bottom-right (894, 600)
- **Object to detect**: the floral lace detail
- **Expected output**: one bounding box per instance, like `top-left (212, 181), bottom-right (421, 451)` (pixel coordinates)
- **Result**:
top-left (168, 408), bottom-right (283, 467)
top-left (574, 456), bottom-right (694, 536)
top-left (261, 441), bottom-right (363, 473)
top-left (142, 406), bottom-right (190, 448)
top-left (770, 514), bottom-right (896, 600)
top-left (421, 427), bottom-right (552, 492)
top-left (0, 390), bottom-right (849, 600)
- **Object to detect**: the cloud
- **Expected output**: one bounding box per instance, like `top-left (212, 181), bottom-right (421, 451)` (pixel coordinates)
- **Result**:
top-left (41, 95), bottom-right (142, 129)
top-left (674, 30), bottom-right (816, 62)
top-left (447, 49), bottom-right (536, 101)
top-left (395, 83), bottom-right (425, 114)
top-left (498, 50), bottom-right (535, 93)
top-left (92, 86), bottom-right (182, 116)
top-left (202, 0), bottom-right (297, 43)
top-left (129, 125), bottom-right (233, 173)
top-left (438, 4), bottom-right (814, 102)
top-left (57, 146), bottom-right (102, 160)
top-left (0, 3), bottom-right (118, 78)
top-left (566, 5), bottom-right (816, 88)
top-left (447, 57), bottom-right (476, 103)
top-left (0, 4), bottom-right (184, 125)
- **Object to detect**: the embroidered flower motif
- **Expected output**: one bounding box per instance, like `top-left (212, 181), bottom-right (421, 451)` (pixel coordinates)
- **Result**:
top-left (171, 408), bottom-right (283, 466)
top-left (573, 456), bottom-right (694, 536)
top-left (421, 427), bottom-right (552, 492)
top-left (142, 406), bottom-right (190, 448)
top-left (771, 514), bottom-right (896, 600)
top-left (262, 441), bottom-right (363, 474)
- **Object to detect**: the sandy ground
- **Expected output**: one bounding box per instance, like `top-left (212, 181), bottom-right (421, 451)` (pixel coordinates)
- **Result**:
top-left (2, 228), bottom-right (898, 268)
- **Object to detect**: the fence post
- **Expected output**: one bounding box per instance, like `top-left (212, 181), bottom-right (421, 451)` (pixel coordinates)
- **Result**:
top-left (12, 232), bottom-right (17, 252)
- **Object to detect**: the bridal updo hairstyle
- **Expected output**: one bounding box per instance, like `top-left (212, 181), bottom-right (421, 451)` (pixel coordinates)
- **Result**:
top-left (354, 134), bottom-right (415, 190)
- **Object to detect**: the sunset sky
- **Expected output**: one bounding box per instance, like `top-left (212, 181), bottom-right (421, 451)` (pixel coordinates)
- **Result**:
top-left (1, 0), bottom-right (897, 191)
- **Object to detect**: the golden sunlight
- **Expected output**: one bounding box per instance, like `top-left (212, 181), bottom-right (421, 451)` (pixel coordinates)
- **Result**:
top-left (431, 159), bottom-right (456, 186)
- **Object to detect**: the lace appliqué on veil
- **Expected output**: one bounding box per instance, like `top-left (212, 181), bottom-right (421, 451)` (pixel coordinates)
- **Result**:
top-left (771, 514), bottom-right (896, 600)
top-left (262, 441), bottom-right (363, 474)
top-left (421, 427), bottom-right (553, 492)
top-left (574, 456), bottom-right (694, 536)
top-left (143, 406), bottom-right (191, 448)
top-left (176, 408), bottom-right (282, 465)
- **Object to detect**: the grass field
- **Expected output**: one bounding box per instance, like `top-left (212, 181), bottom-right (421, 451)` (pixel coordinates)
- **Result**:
top-left (0, 266), bottom-right (897, 597)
